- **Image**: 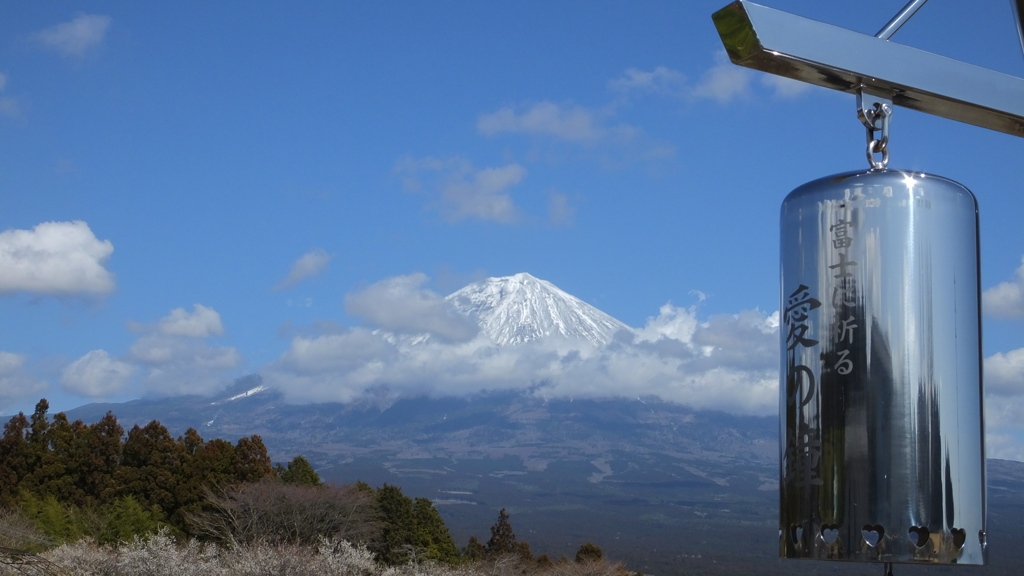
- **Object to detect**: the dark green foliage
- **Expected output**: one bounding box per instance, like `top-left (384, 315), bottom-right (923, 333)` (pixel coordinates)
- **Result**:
top-left (276, 455), bottom-right (322, 486)
top-left (0, 401), bottom-right (278, 542)
top-left (231, 435), bottom-right (273, 483)
top-left (486, 508), bottom-right (517, 556)
top-left (115, 421), bottom-right (185, 517)
top-left (574, 541), bottom-right (603, 563)
top-left (0, 412), bottom-right (31, 507)
top-left (370, 484), bottom-right (459, 565)
top-left (373, 484), bottom-right (416, 565)
top-left (82, 412), bottom-right (124, 504)
top-left (19, 491), bottom-right (88, 545)
top-left (463, 535), bottom-right (487, 561)
top-left (98, 496), bottom-right (164, 544)
top-left (412, 497), bottom-right (459, 563)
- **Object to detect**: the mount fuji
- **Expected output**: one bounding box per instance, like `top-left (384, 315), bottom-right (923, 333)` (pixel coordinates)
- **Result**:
top-left (445, 272), bottom-right (630, 346)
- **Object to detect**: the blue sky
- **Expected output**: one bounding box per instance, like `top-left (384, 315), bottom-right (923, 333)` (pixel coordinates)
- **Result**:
top-left (3, 1), bottom-right (1024, 458)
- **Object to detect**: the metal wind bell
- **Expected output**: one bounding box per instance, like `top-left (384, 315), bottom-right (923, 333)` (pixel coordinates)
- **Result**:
top-left (709, 0), bottom-right (1024, 570)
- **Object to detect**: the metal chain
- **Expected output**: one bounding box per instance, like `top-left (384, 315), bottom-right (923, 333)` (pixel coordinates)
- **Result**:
top-left (864, 100), bottom-right (888, 170)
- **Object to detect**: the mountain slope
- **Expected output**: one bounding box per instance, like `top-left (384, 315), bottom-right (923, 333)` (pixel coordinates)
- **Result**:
top-left (445, 272), bottom-right (630, 346)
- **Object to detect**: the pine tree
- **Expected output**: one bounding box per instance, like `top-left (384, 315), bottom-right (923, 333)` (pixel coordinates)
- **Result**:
top-left (230, 435), bottom-right (273, 483)
top-left (412, 497), bottom-right (459, 563)
top-left (115, 421), bottom-right (184, 520)
top-left (83, 412), bottom-right (123, 505)
top-left (0, 412), bottom-right (31, 506)
top-left (486, 508), bottom-right (517, 556)
top-left (373, 484), bottom-right (416, 565)
top-left (277, 455), bottom-right (322, 486)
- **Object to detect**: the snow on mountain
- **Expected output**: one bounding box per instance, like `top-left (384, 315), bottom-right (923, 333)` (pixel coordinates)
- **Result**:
top-left (445, 272), bottom-right (631, 346)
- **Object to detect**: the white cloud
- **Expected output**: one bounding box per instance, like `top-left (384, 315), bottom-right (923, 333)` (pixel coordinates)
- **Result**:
top-left (61, 349), bottom-right (136, 397)
top-left (983, 256), bottom-right (1024, 318)
top-left (609, 66), bottom-right (686, 96)
top-left (344, 273), bottom-right (478, 343)
top-left (397, 157), bottom-right (523, 223)
top-left (130, 334), bottom-right (240, 396)
top-left (157, 304), bottom-right (224, 338)
top-left (985, 348), bottom-right (1024, 396)
top-left (265, 288), bottom-right (780, 416)
top-left (692, 51), bottom-right (752, 103)
top-left (0, 221), bottom-right (115, 296)
top-left (275, 248), bottom-right (332, 291)
top-left (0, 352), bottom-right (47, 409)
top-left (36, 14), bottom-right (112, 58)
top-left (478, 101), bottom-right (606, 143)
top-left (116, 304), bottom-right (240, 397)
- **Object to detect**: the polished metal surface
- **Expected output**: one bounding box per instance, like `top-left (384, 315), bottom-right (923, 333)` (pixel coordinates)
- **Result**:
top-left (1012, 0), bottom-right (1024, 63)
top-left (779, 169), bottom-right (986, 565)
top-left (875, 0), bottom-right (930, 40)
top-left (713, 1), bottom-right (1024, 137)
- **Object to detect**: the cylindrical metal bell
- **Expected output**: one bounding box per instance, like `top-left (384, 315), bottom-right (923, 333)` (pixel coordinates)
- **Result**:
top-left (779, 168), bottom-right (986, 565)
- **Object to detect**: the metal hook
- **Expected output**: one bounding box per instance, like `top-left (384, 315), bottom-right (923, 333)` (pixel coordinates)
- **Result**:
top-left (858, 89), bottom-right (893, 170)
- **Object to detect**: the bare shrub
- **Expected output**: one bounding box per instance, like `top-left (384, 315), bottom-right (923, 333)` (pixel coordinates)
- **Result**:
top-left (0, 507), bottom-right (50, 551)
top-left (185, 480), bottom-right (380, 547)
top-left (37, 533), bottom-right (630, 576)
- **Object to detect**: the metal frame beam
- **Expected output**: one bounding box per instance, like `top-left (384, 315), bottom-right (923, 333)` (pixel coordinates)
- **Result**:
top-left (713, 1), bottom-right (1024, 137)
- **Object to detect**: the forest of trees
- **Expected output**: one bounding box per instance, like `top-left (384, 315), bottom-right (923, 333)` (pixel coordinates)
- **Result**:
top-left (0, 399), bottom-right (631, 576)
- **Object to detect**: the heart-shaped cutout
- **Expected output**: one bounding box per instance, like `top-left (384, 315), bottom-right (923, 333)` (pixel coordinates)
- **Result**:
top-left (862, 524), bottom-right (884, 547)
top-left (952, 528), bottom-right (966, 550)
top-left (821, 524), bottom-right (839, 545)
top-left (909, 526), bottom-right (930, 548)
top-left (791, 525), bottom-right (804, 546)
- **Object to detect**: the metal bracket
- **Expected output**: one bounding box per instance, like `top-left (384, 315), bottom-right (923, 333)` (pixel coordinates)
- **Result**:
top-left (713, 1), bottom-right (1024, 137)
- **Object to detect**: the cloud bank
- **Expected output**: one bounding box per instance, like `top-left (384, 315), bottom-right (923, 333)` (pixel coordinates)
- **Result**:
top-left (0, 221), bottom-right (115, 296)
top-left (265, 275), bottom-right (781, 416)
top-left (58, 304), bottom-right (240, 401)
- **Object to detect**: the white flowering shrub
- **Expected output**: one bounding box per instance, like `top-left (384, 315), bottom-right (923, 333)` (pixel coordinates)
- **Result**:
top-left (37, 535), bottom-right (630, 576)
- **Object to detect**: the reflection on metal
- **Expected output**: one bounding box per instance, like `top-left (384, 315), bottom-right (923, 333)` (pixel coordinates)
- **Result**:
top-left (874, 0), bottom-right (930, 40)
top-left (779, 169), bottom-right (986, 565)
top-left (1012, 0), bottom-right (1024, 64)
top-left (712, 1), bottom-right (1024, 137)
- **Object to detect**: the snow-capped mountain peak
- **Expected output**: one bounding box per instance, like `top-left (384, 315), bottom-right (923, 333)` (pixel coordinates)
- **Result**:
top-left (445, 272), bottom-right (630, 346)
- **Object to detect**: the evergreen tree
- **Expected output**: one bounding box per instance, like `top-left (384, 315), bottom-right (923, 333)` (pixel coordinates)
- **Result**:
top-left (115, 421), bottom-right (184, 520)
top-left (373, 484), bottom-right (416, 565)
top-left (98, 495), bottom-right (163, 544)
top-left (412, 497), bottom-right (459, 563)
top-left (486, 508), bottom-right (517, 556)
top-left (276, 455), bottom-right (322, 486)
top-left (30, 413), bottom-right (89, 506)
top-left (82, 412), bottom-right (123, 505)
top-left (0, 412), bottom-right (31, 506)
top-left (230, 435), bottom-right (273, 483)
top-left (463, 535), bottom-right (487, 561)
